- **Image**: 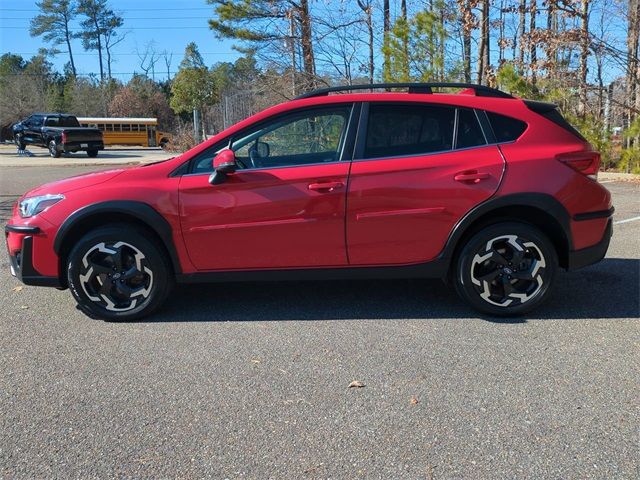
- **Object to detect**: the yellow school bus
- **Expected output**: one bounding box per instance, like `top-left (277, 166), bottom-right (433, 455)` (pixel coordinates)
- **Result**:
top-left (77, 117), bottom-right (170, 148)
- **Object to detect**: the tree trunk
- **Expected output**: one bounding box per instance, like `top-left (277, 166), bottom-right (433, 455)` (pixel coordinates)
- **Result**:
top-left (460, 0), bottom-right (472, 82)
top-left (439, 3), bottom-right (446, 80)
top-left (297, 0), bottom-right (316, 90)
top-left (477, 0), bottom-right (489, 84)
top-left (546, 0), bottom-right (557, 80)
top-left (401, 0), bottom-right (408, 80)
top-left (367, 9), bottom-right (374, 84)
top-left (64, 24), bottom-right (76, 77)
top-left (499, 0), bottom-right (505, 64)
top-left (578, 0), bottom-right (590, 118)
top-left (518, 0), bottom-right (526, 72)
top-left (357, 0), bottom-right (374, 84)
top-left (627, 0), bottom-right (640, 149)
top-left (529, 0), bottom-right (537, 84)
top-left (383, 0), bottom-right (390, 81)
top-left (93, 17), bottom-right (104, 81)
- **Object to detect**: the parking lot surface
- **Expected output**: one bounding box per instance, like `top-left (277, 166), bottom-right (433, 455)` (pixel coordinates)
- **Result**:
top-left (0, 144), bottom-right (169, 167)
top-left (1, 164), bottom-right (638, 478)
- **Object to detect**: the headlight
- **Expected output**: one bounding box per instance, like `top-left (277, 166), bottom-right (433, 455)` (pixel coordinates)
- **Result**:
top-left (19, 194), bottom-right (64, 218)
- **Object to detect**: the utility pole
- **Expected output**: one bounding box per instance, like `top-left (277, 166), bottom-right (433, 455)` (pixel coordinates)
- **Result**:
top-left (193, 109), bottom-right (201, 144)
top-left (289, 11), bottom-right (297, 97)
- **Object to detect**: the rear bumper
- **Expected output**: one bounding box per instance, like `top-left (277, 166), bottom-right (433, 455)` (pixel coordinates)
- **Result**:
top-left (62, 140), bottom-right (104, 152)
top-left (5, 227), bottom-right (61, 287)
top-left (567, 218), bottom-right (612, 270)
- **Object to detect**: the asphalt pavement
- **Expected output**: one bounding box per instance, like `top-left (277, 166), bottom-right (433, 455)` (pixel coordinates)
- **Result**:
top-left (0, 163), bottom-right (638, 478)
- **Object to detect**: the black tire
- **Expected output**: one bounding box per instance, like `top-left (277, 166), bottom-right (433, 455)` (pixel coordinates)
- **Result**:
top-left (86, 149), bottom-right (99, 158)
top-left (48, 139), bottom-right (61, 158)
top-left (15, 134), bottom-right (25, 150)
top-left (453, 222), bottom-right (558, 316)
top-left (66, 225), bottom-right (174, 321)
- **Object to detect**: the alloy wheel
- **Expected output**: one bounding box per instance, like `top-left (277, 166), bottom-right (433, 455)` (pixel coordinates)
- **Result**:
top-left (78, 241), bottom-right (154, 312)
top-left (469, 234), bottom-right (547, 307)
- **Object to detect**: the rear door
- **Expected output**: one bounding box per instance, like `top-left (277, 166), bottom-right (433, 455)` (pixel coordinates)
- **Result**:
top-left (346, 103), bottom-right (505, 265)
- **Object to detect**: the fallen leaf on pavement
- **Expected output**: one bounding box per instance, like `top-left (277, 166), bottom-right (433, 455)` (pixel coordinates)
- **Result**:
top-left (410, 396), bottom-right (419, 405)
top-left (12, 286), bottom-right (23, 292)
top-left (348, 380), bottom-right (365, 388)
top-left (251, 359), bottom-right (261, 364)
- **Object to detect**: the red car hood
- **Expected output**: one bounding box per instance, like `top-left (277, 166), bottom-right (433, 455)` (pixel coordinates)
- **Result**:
top-left (23, 168), bottom-right (126, 198)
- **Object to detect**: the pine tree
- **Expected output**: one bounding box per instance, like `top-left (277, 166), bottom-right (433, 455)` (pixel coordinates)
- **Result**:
top-left (30, 0), bottom-right (78, 77)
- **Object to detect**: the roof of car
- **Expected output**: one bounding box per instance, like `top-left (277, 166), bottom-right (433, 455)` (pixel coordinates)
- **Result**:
top-left (295, 82), bottom-right (514, 100)
top-left (31, 113), bottom-right (77, 117)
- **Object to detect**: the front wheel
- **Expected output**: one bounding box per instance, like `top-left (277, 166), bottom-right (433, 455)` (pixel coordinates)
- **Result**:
top-left (66, 225), bottom-right (174, 321)
top-left (454, 222), bottom-right (558, 316)
top-left (48, 140), bottom-right (61, 158)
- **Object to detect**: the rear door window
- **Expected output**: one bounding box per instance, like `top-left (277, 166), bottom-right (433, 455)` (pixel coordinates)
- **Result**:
top-left (363, 103), bottom-right (455, 159)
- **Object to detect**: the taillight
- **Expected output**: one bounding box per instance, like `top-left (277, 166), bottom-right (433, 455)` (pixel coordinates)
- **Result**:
top-left (556, 151), bottom-right (600, 180)
top-left (61, 132), bottom-right (68, 143)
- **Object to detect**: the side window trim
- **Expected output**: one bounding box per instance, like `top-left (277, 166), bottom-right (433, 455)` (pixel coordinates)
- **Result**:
top-left (353, 101), bottom-right (369, 161)
top-left (476, 110), bottom-right (497, 144)
top-left (452, 108), bottom-right (460, 150)
top-left (183, 103), bottom-right (358, 175)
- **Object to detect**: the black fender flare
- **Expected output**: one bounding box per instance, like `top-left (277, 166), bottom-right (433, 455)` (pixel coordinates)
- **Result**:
top-left (438, 192), bottom-right (573, 262)
top-left (53, 200), bottom-right (182, 274)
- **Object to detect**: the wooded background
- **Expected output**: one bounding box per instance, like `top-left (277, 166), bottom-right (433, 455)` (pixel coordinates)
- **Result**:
top-left (1, 0), bottom-right (639, 171)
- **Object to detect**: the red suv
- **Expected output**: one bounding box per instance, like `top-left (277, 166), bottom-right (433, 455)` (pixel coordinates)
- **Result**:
top-left (5, 83), bottom-right (613, 320)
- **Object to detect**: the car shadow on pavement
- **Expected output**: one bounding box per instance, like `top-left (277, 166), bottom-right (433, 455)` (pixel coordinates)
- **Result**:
top-left (142, 258), bottom-right (639, 324)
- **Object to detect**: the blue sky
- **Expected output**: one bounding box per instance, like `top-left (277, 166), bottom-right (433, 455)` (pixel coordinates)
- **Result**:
top-left (0, 0), bottom-right (628, 84)
top-left (0, 0), bottom-right (242, 79)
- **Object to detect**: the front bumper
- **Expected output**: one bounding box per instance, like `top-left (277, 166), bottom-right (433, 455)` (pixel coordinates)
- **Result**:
top-left (5, 225), bottom-right (61, 287)
top-left (567, 218), bottom-right (613, 270)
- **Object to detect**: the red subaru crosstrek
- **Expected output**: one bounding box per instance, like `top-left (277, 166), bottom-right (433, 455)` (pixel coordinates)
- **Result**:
top-left (5, 83), bottom-right (613, 320)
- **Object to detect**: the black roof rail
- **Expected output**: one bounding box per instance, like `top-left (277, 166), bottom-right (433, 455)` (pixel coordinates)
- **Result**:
top-left (295, 82), bottom-right (514, 100)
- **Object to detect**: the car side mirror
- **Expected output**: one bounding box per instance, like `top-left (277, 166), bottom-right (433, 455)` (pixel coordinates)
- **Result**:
top-left (209, 149), bottom-right (237, 185)
top-left (255, 141), bottom-right (270, 158)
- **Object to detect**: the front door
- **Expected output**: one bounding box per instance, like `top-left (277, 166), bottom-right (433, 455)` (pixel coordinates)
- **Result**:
top-left (179, 104), bottom-right (356, 271)
top-left (25, 115), bottom-right (44, 145)
top-left (346, 103), bottom-right (505, 265)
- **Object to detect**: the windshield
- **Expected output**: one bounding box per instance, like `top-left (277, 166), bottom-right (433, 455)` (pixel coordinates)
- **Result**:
top-left (45, 116), bottom-right (80, 127)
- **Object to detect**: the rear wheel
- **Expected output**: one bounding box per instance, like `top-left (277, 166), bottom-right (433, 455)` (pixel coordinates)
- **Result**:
top-left (66, 225), bottom-right (173, 321)
top-left (454, 222), bottom-right (557, 316)
top-left (48, 139), bottom-right (61, 158)
top-left (87, 149), bottom-right (99, 158)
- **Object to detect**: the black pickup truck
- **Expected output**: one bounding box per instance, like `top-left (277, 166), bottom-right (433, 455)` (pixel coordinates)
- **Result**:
top-left (12, 113), bottom-right (104, 158)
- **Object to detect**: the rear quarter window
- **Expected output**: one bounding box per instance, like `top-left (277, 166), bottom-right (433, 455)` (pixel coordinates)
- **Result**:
top-left (486, 112), bottom-right (527, 143)
top-left (456, 109), bottom-right (486, 149)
